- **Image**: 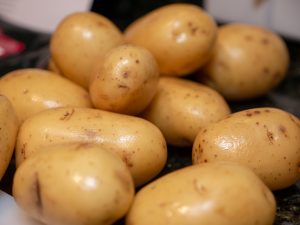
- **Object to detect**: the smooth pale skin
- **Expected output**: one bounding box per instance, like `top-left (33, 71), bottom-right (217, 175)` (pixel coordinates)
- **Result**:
top-left (15, 107), bottom-right (167, 186)
top-left (126, 162), bottom-right (276, 225)
top-left (89, 44), bottom-right (159, 115)
top-left (192, 107), bottom-right (300, 190)
top-left (124, 3), bottom-right (217, 77)
top-left (50, 12), bottom-right (124, 89)
top-left (0, 95), bottom-right (18, 180)
top-left (198, 23), bottom-right (289, 100)
top-left (0, 69), bottom-right (92, 123)
top-left (142, 77), bottom-right (231, 147)
top-left (13, 143), bottom-right (135, 225)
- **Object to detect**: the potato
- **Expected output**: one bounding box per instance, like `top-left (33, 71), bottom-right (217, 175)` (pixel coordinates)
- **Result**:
top-left (0, 95), bottom-right (18, 180)
top-left (89, 44), bottom-right (159, 115)
top-left (0, 69), bottom-right (92, 123)
top-left (13, 143), bottom-right (134, 225)
top-left (192, 107), bottom-right (300, 190)
top-left (15, 107), bottom-right (167, 186)
top-left (124, 3), bottom-right (217, 77)
top-left (142, 77), bottom-right (230, 146)
top-left (197, 23), bottom-right (289, 100)
top-left (126, 162), bottom-right (276, 225)
top-left (50, 12), bottom-right (124, 89)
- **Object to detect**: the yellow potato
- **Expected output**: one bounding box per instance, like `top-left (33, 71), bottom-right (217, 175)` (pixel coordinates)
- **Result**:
top-left (0, 69), bottom-right (92, 123)
top-left (126, 162), bottom-right (276, 225)
top-left (142, 77), bottom-right (230, 146)
top-left (198, 23), bottom-right (289, 100)
top-left (50, 12), bottom-right (124, 89)
top-left (15, 107), bottom-right (167, 186)
top-left (0, 95), bottom-right (18, 180)
top-left (89, 44), bottom-right (159, 115)
top-left (13, 143), bottom-right (134, 225)
top-left (124, 3), bottom-right (217, 76)
top-left (192, 107), bottom-right (300, 190)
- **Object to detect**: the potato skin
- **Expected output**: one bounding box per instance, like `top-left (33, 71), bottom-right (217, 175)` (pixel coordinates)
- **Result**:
top-left (89, 44), bottom-right (159, 115)
top-left (0, 69), bottom-right (92, 123)
top-left (15, 107), bottom-right (167, 186)
top-left (192, 107), bottom-right (300, 190)
top-left (142, 77), bottom-right (230, 146)
top-left (50, 12), bottom-right (123, 89)
top-left (124, 3), bottom-right (217, 77)
top-left (198, 23), bottom-right (289, 100)
top-left (13, 143), bottom-right (134, 225)
top-left (126, 162), bottom-right (276, 225)
top-left (0, 95), bottom-right (19, 180)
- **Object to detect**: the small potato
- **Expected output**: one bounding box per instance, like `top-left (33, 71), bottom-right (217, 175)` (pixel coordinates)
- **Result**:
top-left (0, 69), bottom-right (92, 123)
top-left (15, 107), bottom-right (167, 186)
top-left (89, 44), bottom-right (159, 115)
top-left (126, 162), bottom-right (276, 225)
top-left (192, 107), bottom-right (300, 190)
top-left (198, 23), bottom-right (289, 100)
top-left (50, 12), bottom-right (124, 89)
top-left (13, 143), bottom-right (134, 225)
top-left (142, 77), bottom-right (231, 146)
top-left (124, 3), bottom-right (217, 76)
top-left (0, 95), bottom-right (18, 180)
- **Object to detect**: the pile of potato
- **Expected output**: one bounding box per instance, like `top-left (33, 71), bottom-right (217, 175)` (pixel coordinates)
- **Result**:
top-left (0, 3), bottom-right (299, 225)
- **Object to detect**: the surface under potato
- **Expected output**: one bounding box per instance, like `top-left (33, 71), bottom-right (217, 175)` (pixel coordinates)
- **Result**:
top-left (89, 44), bottom-right (159, 115)
top-left (50, 12), bottom-right (124, 89)
top-left (192, 107), bottom-right (300, 190)
top-left (13, 143), bottom-right (134, 225)
top-left (0, 69), bottom-right (92, 123)
top-left (142, 77), bottom-right (230, 146)
top-left (15, 107), bottom-right (167, 186)
top-left (124, 3), bottom-right (217, 76)
top-left (198, 23), bottom-right (289, 100)
top-left (126, 162), bottom-right (276, 225)
top-left (0, 95), bottom-right (19, 181)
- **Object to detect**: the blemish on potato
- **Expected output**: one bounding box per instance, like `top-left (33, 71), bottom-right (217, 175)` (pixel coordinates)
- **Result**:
top-left (278, 125), bottom-right (288, 137)
top-left (122, 71), bottom-right (129, 78)
top-left (193, 179), bottom-right (207, 194)
top-left (60, 109), bottom-right (75, 121)
top-left (244, 35), bottom-right (253, 41)
top-left (121, 152), bottom-right (134, 168)
top-left (266, 130), bottom-right (274, 144)
top-left (261, 38), bottom-right (270, 45)
top-left (118, 84), bottom-right (129, 89)
top-left (33, 173), bottom-right (43, 213)
top-left (263, 67), bottom-right (270, 75)
top-left (135, 59), bottom-right (140, 64)
top-left (22, 89), bottom-right (29, 94)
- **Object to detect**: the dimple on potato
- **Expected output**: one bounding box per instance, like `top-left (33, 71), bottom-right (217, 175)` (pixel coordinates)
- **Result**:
top-left (15, 107), bottom-right (167, 186)
top-left (192, 107), bottom-right (300, 190)
top-left (89, 44), bottom-right (159, 115)
top-left (50, 12), bottom-right (124, 89)
top-left (142, 77), bottom-right (230, 146)
top-left (0, 69), bottom-right (92, 123)
top-left (0, 95), bottom-right (19, 181)
top-left (124, 3), bottom-right (217, 77)
top-left (197, 23), bottom-right (289, 100)
top-left (126, 162), bottom-right (276, 225)
top-left (13, 143), bottom-right (134, 225)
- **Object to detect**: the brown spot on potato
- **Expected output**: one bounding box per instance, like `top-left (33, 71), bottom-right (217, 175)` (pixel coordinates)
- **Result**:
top-left (246, 112), bottom-right (252, 117)
top-left (256, 122), bottom-right (260, 125)
top-left (118, 84), bottom-right (129, 89)
top-left (203, 159), bottom-right (208, 163)
top-left (254, 110), bottom-right (261, 114)
top-left (278, 125), bottom-right (288, 137)
top-left (267, 130), bottom-right (274, 144)
top-left (33, 173), bottom-right (43, 213)
top-left (122, 72), bottom-right (129, 78)
top-left (264, 109), bottom-right (271, 113)
top-left (20, 143), bottom-right (27, 160)
top-left (244, 35), bottom-right (253, 41)
top-left (121, 152), bottom-right (134, 168)
top-left (261, 38), bottom-right (270, 45)
top-left (263, 67), bottom-right (270, 75)
top-left (60, 109), bottom-right (75, 121)
top-left (22, 89), bottom-right (29, 94)
top-left (135, 59), bottom-right (140, 64)
top-left (193, 179), bottom-right (207, 195)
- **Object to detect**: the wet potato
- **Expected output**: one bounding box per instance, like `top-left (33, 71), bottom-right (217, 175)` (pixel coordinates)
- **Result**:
top-left (192, 107), bottom-right (300, 190)
top-left (13, 143), bottom-right (134, 225)
top-left (15, 107), bottom-right (167, 187)
top-left (90, 44), bottom-right (159, 115)
top-left (142, 77), bottom-right (230, 146)
top-left (0, 69), bottom-right (92, 123)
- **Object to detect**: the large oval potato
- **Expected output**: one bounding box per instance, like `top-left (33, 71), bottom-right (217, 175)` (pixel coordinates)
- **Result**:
top-left (124, 3), bottom-right (217, 76)
top-left (50, 12), bottom-right (124, 89)
top-left (13, 143), bottom-right (134, 225)
top-left (0, 69), bottom-right (92, 123)
top-left (15, 107), bottom-right (167, 186)
top-left (89, 44), bottom-right (159, 115)
top-left (192, 107), bottom-right (300, 190)
top-left (0, 95), bottom-right (19, 180)
top-left (142, 77), bottom-right (230, 146)
top-left (198, 23), bottom-right (289, 100)
top-left (126, 162), bottom-right (276, 225)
